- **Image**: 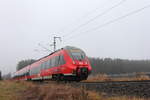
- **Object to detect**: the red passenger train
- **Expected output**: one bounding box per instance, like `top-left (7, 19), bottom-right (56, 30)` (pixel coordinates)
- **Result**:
top-left (12, 46), bottom-right (92, 81)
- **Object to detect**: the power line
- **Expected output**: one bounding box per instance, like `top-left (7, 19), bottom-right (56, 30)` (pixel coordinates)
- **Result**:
top-left (64, 4), bottom-right (150, 43)
top-left (34, 43), bottom-right (53, 54)
top-left (38, 43), bottom-right (52, 52)
top-left (62, 0), bottom-right (126, 38)
top-left (34, 49), bottom-right (51, 53)
top-left (59, 0), bottom-right (110, 34)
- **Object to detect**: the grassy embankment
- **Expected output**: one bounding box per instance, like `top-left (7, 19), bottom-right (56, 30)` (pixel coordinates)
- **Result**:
top-left (0, 80), bottom-right (148, 100)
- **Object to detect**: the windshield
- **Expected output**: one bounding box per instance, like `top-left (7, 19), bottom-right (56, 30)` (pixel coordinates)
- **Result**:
top-left (69, 49), bottom-right (86, 61)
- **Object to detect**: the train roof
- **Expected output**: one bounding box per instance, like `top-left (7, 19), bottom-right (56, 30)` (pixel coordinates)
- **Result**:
top-left (64, 46), bottom-right (81, 50)
top-left (36, 46), bottom-right (82, 62)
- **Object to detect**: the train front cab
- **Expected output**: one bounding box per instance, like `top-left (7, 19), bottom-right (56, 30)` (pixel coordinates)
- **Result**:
top-left (62, 46), bottom-right (92, 81)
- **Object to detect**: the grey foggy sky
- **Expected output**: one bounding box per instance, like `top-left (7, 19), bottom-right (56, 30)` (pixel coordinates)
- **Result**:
top-left (0, 0), bottom-right (150, 74)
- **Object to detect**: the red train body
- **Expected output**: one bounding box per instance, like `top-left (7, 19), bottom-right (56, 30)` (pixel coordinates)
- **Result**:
top-left (12, 46), bottom-right (92, 81)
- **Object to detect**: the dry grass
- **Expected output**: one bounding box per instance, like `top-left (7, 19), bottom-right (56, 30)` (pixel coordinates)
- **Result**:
top-left (0, 80), bottom-right (27, 100)
top-left (21, 82), bottom-right (101, 100)
top-left (85, 74), bottom-right (112, 82)
top-left (0, 80), bottom-right (149, 100)
top-left (84, 73), bottom-right (150, 82)
top-left (104, 96), bottom-right (147, 100)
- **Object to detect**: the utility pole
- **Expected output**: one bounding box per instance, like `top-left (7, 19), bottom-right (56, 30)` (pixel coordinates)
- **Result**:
top-left (35, 36), bottom-right (61, 54)
top-left (52, 36), bottom-right (61, 52)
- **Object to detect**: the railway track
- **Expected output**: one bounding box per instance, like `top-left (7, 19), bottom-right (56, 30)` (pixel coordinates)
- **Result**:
top-left (72, 80), bottom-right (150, 98)
top-left (81, 80), bottom-right (150, 84)
top-left (34, 80), bottom-right (150, 98)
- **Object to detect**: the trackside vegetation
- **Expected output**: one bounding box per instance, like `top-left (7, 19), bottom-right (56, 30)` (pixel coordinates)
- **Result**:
top-left (0, 81), bottom-right (149, 100)
top-left (89, 57), bottom-right (150, 74)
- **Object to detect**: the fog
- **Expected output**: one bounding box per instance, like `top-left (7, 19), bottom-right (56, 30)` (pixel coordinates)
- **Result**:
top-left (0, 0), bottom-right (150, 74)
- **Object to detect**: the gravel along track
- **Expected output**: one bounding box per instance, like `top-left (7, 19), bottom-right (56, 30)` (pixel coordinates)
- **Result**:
top-left (73, 81), bottom-right (150, 98)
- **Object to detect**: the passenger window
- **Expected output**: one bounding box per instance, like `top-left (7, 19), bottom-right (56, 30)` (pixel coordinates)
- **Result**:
top-left (43, 62), bottom-right (47, 69)
top-left (55, 56), bottom-right (59, 67)
top-left (30, 66), bottom-right (40, 75)
top-left (40, 63), bottom-right (44, 70)
top-left (45, 60), bottom-right (48, 69)
top-left (46, 56), bottom-right (65, 68)
top-left (48, 59), bottom-right (52, 68)
top-left (51, 57), bottom-right (55, 67)
top-left (59, 55), bottom-right (65, 65)
top-left (45, 59), bottom-right (51, 69)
